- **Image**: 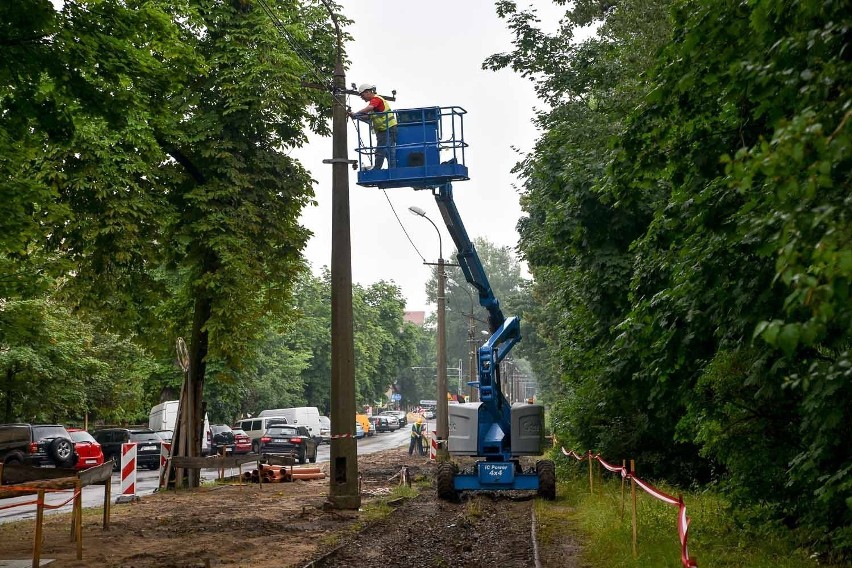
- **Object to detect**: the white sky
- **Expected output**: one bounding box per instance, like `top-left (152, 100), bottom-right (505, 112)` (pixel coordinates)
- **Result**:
top-left (294, 0), bottom-right (563, 312)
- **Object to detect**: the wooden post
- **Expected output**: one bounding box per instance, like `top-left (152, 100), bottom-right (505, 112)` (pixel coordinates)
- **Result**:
top-left (33, 489), bottom-right (45, 568)
top-left (70, 484), bottom-right (77, 542)
top-left (103, 479), bottom-right (111, 530)
top-left (631, 459), bottom-right (637, 559)
top-left (620, 459), bottom-right (626, 521)
top-left (75, 480), bottom-right (83, 559)
top-left (588, 451), bottom-right (594, 495)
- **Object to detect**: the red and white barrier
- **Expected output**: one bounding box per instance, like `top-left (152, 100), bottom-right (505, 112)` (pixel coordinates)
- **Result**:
top-left (561, 447), bottom-right (698, 568)
top-left (120, 442), bottom-right (137, 497)
top-left (429, 430), bottom-right (437, 461)
top-left (160, 442), bottom-right (172, 470)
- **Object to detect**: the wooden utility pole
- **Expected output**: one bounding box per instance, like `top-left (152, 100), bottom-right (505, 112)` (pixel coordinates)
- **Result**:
top-left (322, 1), bottom-right (360, 510)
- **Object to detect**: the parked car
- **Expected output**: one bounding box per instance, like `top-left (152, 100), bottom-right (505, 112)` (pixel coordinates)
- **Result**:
top-left (231, 428), bottom-right (252, 454)
top-left (378, 413), bottom-right (400, 431)
top-left (354, 422), bottom-right (365, 439)
top-left (93, 428), bottom-right (162, 471)
top-left (0, 423), bottom-right (78, 469)
top-left (206, 424), bottom-right (236, 456)
top-left (370, 415), bottom-right (392, 433)
top-left (423, 408), bottom-right (436, 420)
top-left (387, 410), bottom-right (408, 427)
top-left (66, 428), bottom-right (104, 470)
top-left (234, 416), bottom-right (288, 453)
top-left (259, 425), bottom-right (317, 464)
top-left (355, 414), bottom-right (372, 437)
top-left (318, 416), bottom-right (331, 445)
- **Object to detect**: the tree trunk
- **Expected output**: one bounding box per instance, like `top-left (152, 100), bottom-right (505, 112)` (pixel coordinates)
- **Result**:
top-left (187, 292), bottom-right (212, 488)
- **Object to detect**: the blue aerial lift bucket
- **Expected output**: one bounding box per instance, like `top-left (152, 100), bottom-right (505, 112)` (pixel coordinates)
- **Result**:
top-left (354, 106), bottom-right (469, 190)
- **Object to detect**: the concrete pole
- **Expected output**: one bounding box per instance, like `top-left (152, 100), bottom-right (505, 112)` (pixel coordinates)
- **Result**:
top-left (468, 313), bottom-right (477, 403)
top-left (324, 4), bottom-right (359, 509)
top-left (436, 256), bottom-right (450, 461)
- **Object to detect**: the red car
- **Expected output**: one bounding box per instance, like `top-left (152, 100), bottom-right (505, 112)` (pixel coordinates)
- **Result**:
top-left (232, 428), bottom-right (252, 454)
top-left (67, 428), bottom-right (105, 470)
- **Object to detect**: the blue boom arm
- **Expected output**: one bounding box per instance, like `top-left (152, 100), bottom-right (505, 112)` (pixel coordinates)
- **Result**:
top-left (433, 183), bottom-right (504, 333)
top-left (433, 183), bottom-right (520, 409)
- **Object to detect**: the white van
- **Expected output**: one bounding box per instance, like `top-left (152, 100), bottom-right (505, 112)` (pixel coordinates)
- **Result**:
top-left (148, 400), bottom-right (211, 454)
top-left (233, 416), bottom-right (288, 453)
top-left (258, 407), bottom-right (322, 444)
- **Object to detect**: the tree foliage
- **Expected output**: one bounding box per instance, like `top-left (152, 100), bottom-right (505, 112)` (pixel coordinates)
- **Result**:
top-left (491, 0), bottom-right (850, 556)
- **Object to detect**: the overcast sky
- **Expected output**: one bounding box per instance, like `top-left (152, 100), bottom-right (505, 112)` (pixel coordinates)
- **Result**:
top-left (294, 1), bottom-right (562, 312)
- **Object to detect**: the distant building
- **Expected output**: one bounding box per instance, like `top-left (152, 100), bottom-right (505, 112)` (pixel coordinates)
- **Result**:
top-left (404, 311), bottom-right (425, 326)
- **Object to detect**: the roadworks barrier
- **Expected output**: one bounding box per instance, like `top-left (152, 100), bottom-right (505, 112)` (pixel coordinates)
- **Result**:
top-left (561, 447), bottom-right (698, 568)
top-left (0, 462), bottom-right (113, 567)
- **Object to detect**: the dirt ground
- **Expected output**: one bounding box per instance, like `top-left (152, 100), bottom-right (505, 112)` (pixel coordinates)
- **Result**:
top-left (0, 445), bottom-right (583, 568)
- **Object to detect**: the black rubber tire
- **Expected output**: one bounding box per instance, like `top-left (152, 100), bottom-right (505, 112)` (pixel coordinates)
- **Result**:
top-left (49, 437), bottom-right (74, 467)
top-left (298, 449), bottom-right (306, 465)
top-left (436, 461), bottom-right (457, 501)
top-left (308, 448), bottom-right (317, 464)
top-left (4, 453), bottom-right (24, 466)
top-left (536, 460), bottom-right (556, 500)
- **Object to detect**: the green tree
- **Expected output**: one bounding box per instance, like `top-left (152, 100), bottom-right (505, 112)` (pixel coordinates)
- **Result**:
top-left (1, 1), bottom-right (339, 471)
top-left (491, 0), bottom-right (851, 556)
top-left (0, 298), bottom-right (156, 424)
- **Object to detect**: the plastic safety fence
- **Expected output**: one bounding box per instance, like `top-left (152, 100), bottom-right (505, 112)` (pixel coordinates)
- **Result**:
top-left (0, 486), bottom-right (81, 512)
top-left (562, 447), bottom-right (698, 568)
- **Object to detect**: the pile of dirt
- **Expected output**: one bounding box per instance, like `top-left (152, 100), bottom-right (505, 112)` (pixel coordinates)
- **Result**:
top-left (0, 447), bottom-right (582, 567)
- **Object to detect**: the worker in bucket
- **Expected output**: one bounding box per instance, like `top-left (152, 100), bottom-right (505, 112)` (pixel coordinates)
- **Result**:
top-left (409, 416), bottom-right (426, 456)
top-left (348, 83), bottom-right (397, 170)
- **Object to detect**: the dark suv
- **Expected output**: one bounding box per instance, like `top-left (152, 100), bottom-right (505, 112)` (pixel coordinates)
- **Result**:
top-left (93, 428), bottom-right (162, 471)
top-left (0, 424), bottom-right (78, 469)
top-left (206, 424), bottom-right (236, 456)
top-left (259, 425), bottom-right (318, 464)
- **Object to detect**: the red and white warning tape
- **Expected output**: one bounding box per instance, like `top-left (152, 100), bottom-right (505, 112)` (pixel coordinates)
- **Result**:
top-left (561, 447), bottom-right (698, 568)
top-left (329, 433), bottom-right (354, 439)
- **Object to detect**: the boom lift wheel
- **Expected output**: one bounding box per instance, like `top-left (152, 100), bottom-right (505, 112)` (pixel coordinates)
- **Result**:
top-left (436, 461), bottom-right (457, 501)
top-left (536, 460), bottom-right (556, 500)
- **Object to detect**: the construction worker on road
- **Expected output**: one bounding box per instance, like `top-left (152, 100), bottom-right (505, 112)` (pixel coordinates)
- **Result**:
top-left (348, 83), bottom-right (397, 170)
top-left (409, 416), bottom-right (426, 456)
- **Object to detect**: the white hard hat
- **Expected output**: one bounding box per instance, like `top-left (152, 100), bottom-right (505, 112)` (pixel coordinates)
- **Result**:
top-left (357, 83), bottom-right (376, 94)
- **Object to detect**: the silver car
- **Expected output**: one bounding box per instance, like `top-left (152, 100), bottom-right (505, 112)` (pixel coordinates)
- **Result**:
top-left (379, 413), bottom-right (400, 431)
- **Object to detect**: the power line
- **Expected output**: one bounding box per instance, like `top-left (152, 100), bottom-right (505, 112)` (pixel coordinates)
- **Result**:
top-left (382, 190), bottom-right (426, 262)
top-left (255, 0), bottom-right (348, 107)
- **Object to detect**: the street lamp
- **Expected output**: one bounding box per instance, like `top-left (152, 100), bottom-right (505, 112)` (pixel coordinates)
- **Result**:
top-left (408, 206), bottom-right (449, 461)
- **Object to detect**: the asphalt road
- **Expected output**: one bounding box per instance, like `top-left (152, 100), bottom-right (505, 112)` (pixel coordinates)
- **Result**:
top-left (0, 422), bottom-right (425, 524)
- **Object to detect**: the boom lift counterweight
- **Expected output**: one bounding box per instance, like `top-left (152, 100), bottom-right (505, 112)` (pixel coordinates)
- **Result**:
top-left (353, 106), bottom-right (555, 500)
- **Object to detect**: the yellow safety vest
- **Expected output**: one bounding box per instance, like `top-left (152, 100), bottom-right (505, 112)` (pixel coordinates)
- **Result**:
top-left (370, 96), bottom-right (397, 132)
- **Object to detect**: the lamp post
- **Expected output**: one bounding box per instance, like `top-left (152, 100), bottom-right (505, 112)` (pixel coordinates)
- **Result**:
top-left (408, 206), bottom-right (449, 461)
top-left (320, 0), bottom-right (359, 510)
